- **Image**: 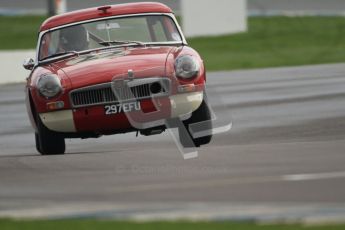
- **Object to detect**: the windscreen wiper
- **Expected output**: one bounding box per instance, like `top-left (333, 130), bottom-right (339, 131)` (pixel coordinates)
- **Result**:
top-left (40, 51), bottom-right (79, 61)
top-left (99, 40), bottom-right (145, 47)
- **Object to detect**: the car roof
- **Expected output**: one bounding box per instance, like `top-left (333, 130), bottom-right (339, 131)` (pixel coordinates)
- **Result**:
top-left (40, 2), bottom-right (173, 32)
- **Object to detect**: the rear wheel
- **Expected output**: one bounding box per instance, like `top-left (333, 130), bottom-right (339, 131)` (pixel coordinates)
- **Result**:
top-left (179, 98), bottom-right (212, 148)
top-left (35, 114), bottom-right (65, 155)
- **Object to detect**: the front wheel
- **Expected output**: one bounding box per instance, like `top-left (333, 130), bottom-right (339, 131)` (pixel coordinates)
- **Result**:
top-left (35, 114), bottom-right (65, 155)
top-left (179, 98), bottom-right (213, 148)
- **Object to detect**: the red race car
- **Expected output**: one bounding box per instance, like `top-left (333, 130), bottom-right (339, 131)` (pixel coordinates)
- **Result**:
top-left (24, 2), bottom-right (212, 155)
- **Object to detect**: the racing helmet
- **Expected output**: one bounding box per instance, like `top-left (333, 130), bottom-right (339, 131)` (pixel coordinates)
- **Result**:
top-left (59, 25), bottom-right (89, 51)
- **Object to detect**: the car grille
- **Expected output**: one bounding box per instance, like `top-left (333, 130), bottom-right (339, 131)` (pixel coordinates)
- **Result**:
top-left (70, 78), bottom-right (170, 108)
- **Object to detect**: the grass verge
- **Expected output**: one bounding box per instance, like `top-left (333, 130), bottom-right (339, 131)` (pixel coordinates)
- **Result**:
top-left (1, 16), bottom-right (345, 70)
top-left (0, 219), bottom-right (345, 230)
top-left (189, 16), bottom-right (345, 71)
top-left (0, 16), bottom-right (45, 50)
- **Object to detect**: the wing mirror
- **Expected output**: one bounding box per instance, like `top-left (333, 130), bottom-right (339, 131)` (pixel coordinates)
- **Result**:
top-left (23, 58), bottom-right (35, 70)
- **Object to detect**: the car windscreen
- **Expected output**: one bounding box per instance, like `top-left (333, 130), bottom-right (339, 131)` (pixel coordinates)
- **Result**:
top-left (39, 15), bottom-right (182, 61)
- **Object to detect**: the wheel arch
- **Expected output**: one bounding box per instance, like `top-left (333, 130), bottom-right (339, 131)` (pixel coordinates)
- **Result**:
top-left (25, 88), bottom-right (38, 132)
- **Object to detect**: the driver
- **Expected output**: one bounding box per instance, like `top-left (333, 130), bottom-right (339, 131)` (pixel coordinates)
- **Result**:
top-left (59, 25), bottom-right (89, 52)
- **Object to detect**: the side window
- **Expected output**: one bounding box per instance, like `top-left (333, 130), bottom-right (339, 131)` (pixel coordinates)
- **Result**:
top-left (49, 31), bottom-right (60, 54)
top-left (152, 20), bottom-right (168, 41)
top-left (148, 16), bottom-right (182, 42)
top-left (39, 31), bottom-right (60, 60)
top-left (163, 17), bottom-right (182, 41)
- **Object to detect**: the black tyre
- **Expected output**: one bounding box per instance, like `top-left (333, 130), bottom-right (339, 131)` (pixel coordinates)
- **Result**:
top-left (179, 98), bottom-right (212, 148)
top-left (35, 113), bottom-right (65, 155)
top-left (35, 132), bottom-right (42, 153)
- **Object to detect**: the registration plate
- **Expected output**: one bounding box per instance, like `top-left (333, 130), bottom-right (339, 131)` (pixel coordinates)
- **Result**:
top-left (104, 101), bottom-right (141, 115)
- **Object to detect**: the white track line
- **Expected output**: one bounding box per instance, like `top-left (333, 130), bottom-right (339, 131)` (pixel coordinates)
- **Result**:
top-left (282, 171), bottom-right (345, 182)
top-left (105, 172), bottom-right (345, 194)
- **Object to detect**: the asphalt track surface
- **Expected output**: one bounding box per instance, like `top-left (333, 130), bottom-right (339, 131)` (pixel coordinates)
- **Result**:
top-left (0, 63), bottom-right (345, 221)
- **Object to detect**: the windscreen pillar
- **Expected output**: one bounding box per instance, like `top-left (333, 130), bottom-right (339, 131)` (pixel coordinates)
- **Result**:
top-left (181, 0), bottom-right (247, 37)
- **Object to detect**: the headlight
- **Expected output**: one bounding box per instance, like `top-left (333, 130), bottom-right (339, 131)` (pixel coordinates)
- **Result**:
top-left (37, 74), bottom-right (62, 98)
top-left (175, 55), bottom-right (200, 79)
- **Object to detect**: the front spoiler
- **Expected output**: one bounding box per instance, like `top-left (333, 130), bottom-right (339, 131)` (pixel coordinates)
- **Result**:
top-left (39, 110), bottom-right (76, 132)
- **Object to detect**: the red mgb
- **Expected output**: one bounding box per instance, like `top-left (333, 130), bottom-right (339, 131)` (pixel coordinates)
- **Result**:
top-left (24, 2), bottom-right (212, 155)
